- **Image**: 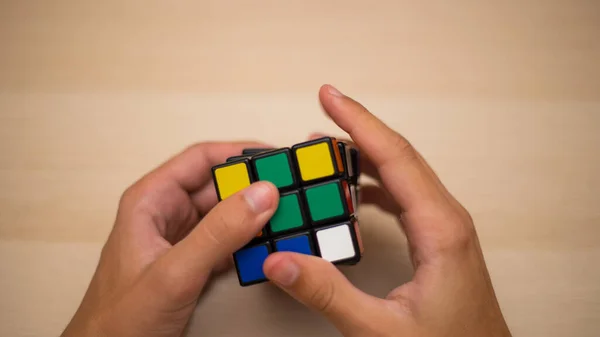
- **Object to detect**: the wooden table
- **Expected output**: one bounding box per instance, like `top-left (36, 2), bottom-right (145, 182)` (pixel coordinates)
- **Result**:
top-left (1, 1), bottom-right (599, 336)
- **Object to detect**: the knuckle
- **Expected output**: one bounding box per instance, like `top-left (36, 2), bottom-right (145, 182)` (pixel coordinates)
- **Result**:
top-left (118, 172), bottom-right (156, 207)
top-left (308, 280), bottom-right (336, 313)
top-left (118, 180), bottom-right (154, 213)
top-left (453, 225), bottom-right (476, 252)
top-left (443, 214), bottom-right (477, 254)
top-left (183, 141), bottom-right (211, 155)
top-left (459, 205), bottom-right (474, 225)
top-left (118, 183), bottom-right (138, 208)
top-left (202, 204), bottom-right (252, 247)
top-left (379, 135), bottom-right (419, 172)
top-left (144, 263), bottom-right (201, 304)
top-left (385, 290), bottom-right (414, 315)
top-left (420, 206), bottom-right (479, 260)
top-left (391, 134), bottom-right (417, 161)
top-left (202, 212), bottom-right (230, 247)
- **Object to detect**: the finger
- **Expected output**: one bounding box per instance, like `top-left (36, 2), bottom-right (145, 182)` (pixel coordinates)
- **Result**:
top-left (263, 252), bottom-right (393, 336)
top-left (318, 85), bottom-right (478, 263)
top-left (154, 181), bottom-right (279, 297)
top-left (318, 85), bottom-right (450, 213)
top-left (118, 141), bottom-right (273, 238)
top-left (183, 142), bottom-right (277, 214)
top-left (307, 132), bottom-right (458, 218)
top-left (143, 141), bottom-right (274, 193)
top-left (212, 256), bottom-right (234, 275)
top-left (190, 181), bottom-right (220, 215)
top-left (309, 132), bottom-right (452, 197)
top-left (360, 185), bottom-right (401, 215)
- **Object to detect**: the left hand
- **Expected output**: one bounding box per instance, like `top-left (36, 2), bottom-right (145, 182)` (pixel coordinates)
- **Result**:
top-left (61, 141), bottom-right (280, 337)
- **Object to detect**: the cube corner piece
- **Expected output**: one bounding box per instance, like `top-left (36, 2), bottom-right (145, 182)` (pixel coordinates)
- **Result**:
top-left (314, 218), bottom-right (362, 266)
top-left (291, 136), bottom-right (346, 185)
top-left (211, 158), bottom-right (253, 201)
top-left (233, 242), bottom-right (272, 286)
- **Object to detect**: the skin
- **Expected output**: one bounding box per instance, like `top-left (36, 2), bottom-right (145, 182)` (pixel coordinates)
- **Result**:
top-left (61, 85), bottom-right (512, 337)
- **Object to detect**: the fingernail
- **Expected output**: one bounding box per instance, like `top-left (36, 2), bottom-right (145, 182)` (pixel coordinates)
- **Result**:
top-left (327, 85), bottom-right (344, 97)
top-left (270, 259), bottom-right (299, 286)
top-left (243, 183), bottom-right (274, 213)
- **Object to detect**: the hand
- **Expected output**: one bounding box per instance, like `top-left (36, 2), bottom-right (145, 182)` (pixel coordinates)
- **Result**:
top-left (61, 142), bottom-right (280, 337)
top-left (262, 85), bottom-right (512, 337)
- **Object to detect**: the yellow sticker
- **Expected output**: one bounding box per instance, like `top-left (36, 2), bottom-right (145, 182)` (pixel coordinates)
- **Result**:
top-left (295, 142), bottom-right (334, 181)
top-left (214, 162), bottom-right (251, 200)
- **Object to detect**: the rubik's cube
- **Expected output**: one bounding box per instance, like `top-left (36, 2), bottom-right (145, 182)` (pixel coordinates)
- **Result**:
top-left (211, 136), bottom-right (363, 286)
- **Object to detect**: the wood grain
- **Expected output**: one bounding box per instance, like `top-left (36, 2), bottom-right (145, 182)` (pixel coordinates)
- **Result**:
top-left (0, 1), bottom-right (599, 336)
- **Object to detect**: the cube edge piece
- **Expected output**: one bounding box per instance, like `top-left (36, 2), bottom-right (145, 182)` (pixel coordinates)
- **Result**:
top-left (273, 231), bottom-right (317, 256)
top-left (250, 147), bottom-right (298, 192)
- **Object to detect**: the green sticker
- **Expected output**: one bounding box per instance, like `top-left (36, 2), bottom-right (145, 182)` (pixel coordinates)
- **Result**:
top-left (305, 182), bottom-right (344, 221)
top-left (254, 152), bottom-right (294, 188)
top-left (270, 193), bottom-right (304, 233)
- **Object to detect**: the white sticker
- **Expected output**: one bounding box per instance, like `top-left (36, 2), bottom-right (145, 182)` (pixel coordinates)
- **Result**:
top-left (316, 224), bottom-right (356, 262)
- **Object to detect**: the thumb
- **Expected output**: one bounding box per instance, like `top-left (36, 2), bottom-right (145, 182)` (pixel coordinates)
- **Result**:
top-left (151, 181), bottom-right (279, 300)
top-left (263, 252), bottom-right (389, 335)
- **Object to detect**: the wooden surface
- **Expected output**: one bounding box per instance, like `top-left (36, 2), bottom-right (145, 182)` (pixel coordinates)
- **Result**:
top-left (1, 1), bottom-right (599, 336)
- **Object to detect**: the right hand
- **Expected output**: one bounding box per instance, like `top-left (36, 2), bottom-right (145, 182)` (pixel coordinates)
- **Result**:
top-left (262, 85), bottom-right (512, 337)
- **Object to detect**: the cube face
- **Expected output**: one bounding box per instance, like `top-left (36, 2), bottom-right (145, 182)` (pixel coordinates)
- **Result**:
top-left (268, 192), bottom-right (305, 234)
top-left (212, 137), bottom-right (363, 287)
top-left (253, 150), bottom-right (296, 189)
top-left (212, 160), bottom-right (252, 200)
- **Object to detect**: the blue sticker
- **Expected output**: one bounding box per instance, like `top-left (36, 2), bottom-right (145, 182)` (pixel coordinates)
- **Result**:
top-left (275, 235), bottom-right (313, 255)
top-left (235, 244), bottom-right (269, 284)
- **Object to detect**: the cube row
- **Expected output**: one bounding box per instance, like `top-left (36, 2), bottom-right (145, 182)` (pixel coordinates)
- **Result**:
top-left (248, 178), bottom-right (357, 241)
top-left (211, 136), bottom-right (359, 201)
top-left (234, 220), bottom-right (363, 286)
